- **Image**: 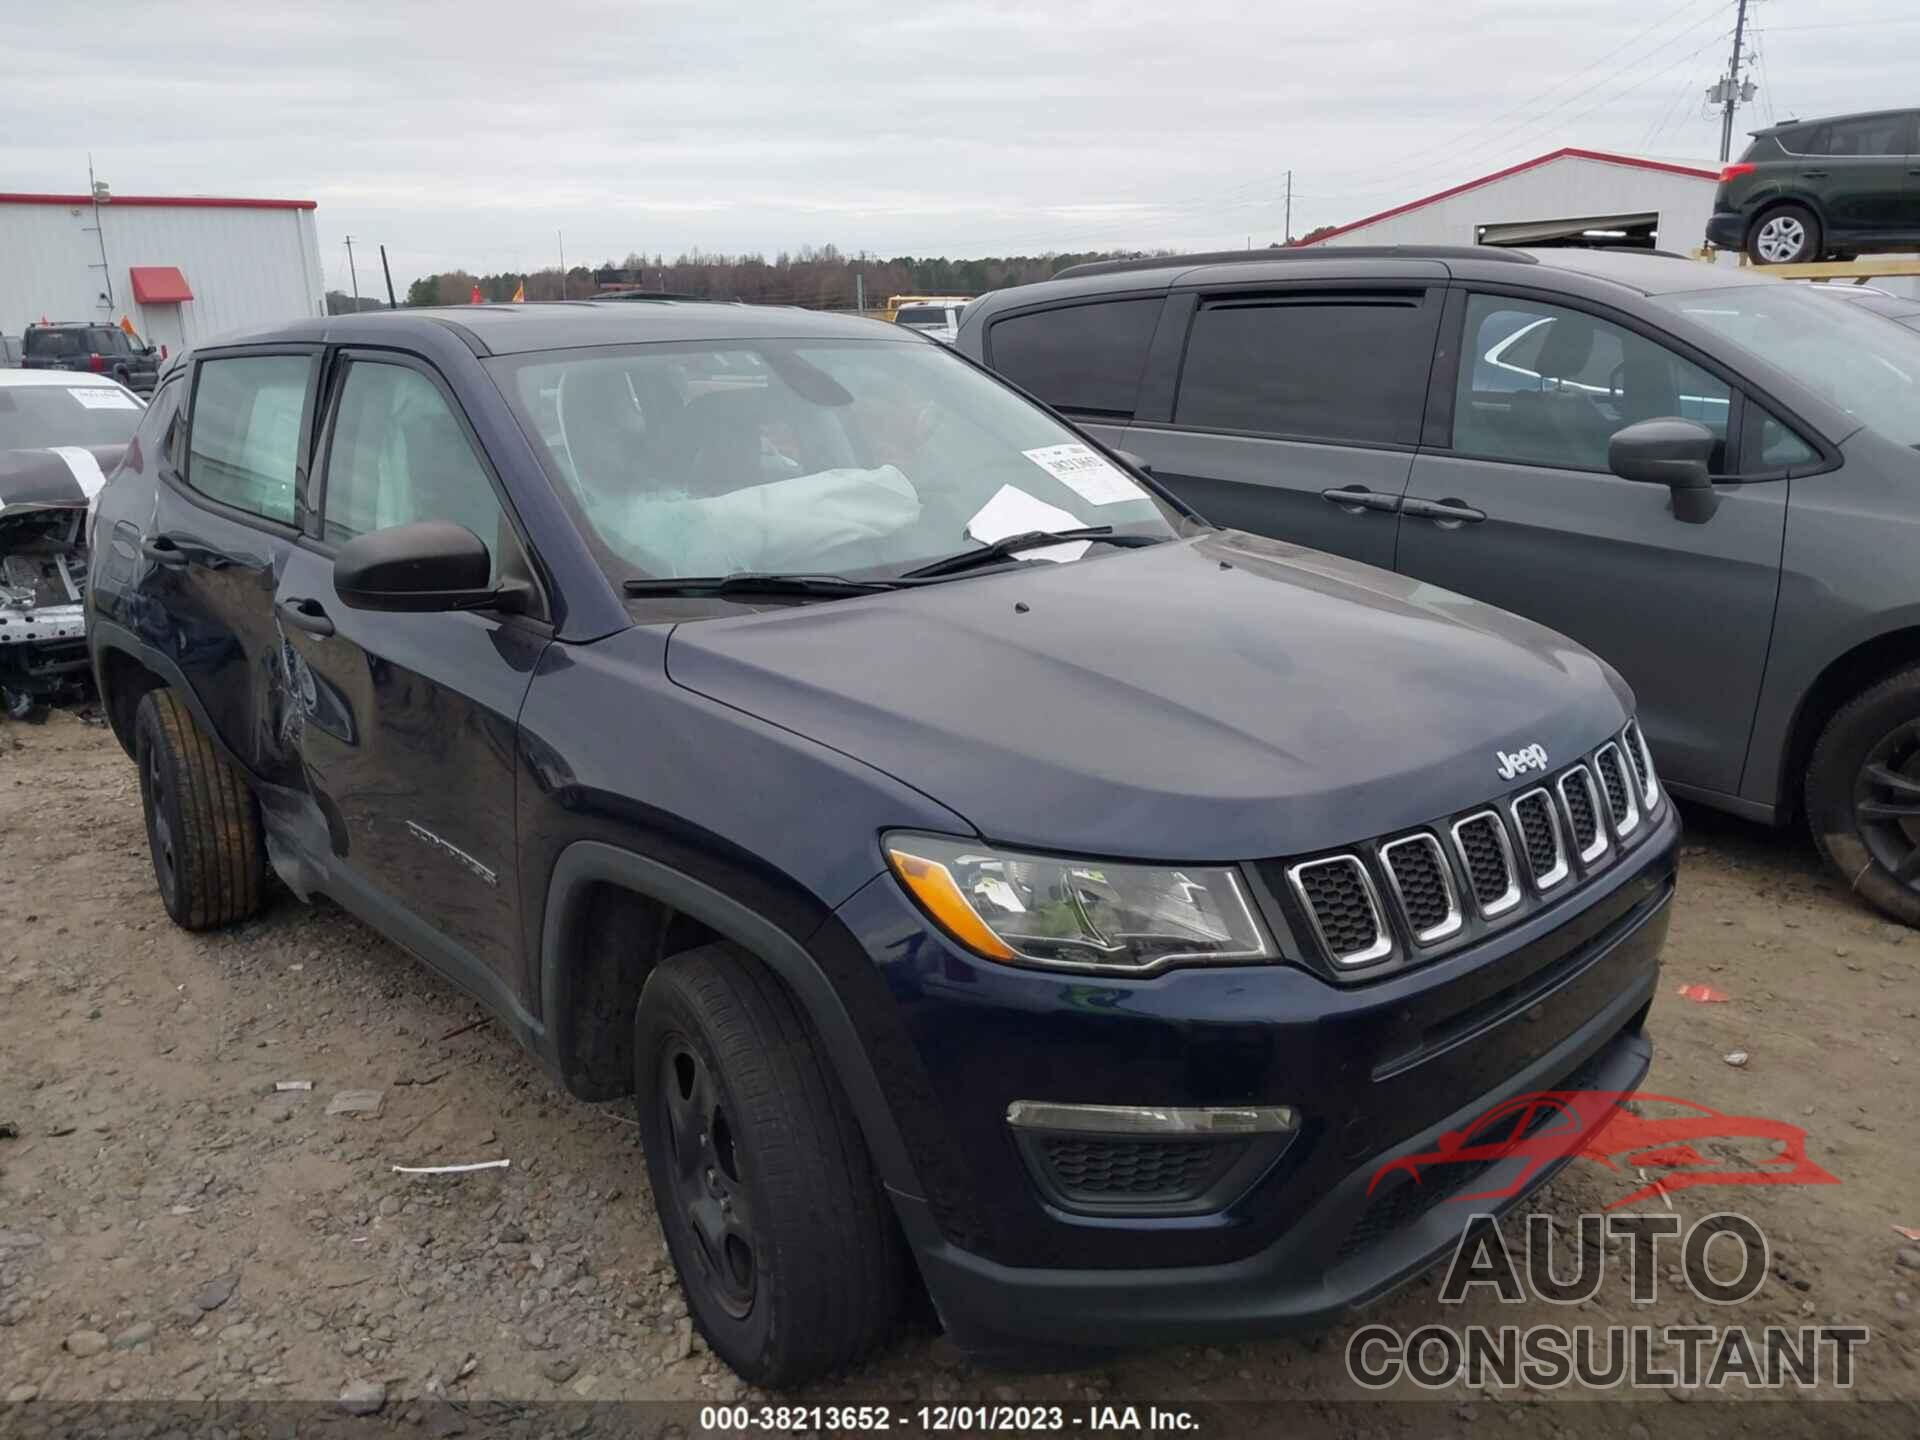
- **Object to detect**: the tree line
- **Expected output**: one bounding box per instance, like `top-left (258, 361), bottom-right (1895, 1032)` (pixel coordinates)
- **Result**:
top-left (400, 232), bottom-right (1340, 311)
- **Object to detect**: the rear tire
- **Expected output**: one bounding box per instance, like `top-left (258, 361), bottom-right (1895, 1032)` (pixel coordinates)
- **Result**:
top-left (633, 943), bottom-right (904, 1386)
top-left (1806, 666), bottom-right (1920, 928)
top-left (133, 689), bottom-right (265, 930)
top-left (1747, 204), bottom-right (1820, 265)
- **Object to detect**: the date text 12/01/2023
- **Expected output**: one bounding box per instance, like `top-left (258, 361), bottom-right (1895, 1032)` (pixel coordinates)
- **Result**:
top-left (699, 1404), bottom-right (1202, 1431)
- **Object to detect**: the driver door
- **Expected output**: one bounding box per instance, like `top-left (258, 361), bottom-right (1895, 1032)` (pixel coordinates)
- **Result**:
top-left (274, 350), bottom-right (549, 1013)
top-left (1395, 291), bottom-right (1787, 798)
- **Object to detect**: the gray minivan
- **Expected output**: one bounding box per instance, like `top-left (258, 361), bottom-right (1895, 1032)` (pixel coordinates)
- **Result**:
top-left (956, 246), bottom-right (1920, 925)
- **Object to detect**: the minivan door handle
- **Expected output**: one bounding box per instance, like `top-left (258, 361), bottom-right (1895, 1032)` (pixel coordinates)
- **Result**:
top-left (1402, 497), bottom-right (1488, 525)
top-left (1319, 486), bottom-right (1402, 514)
top-left (275, 597), bottom-right (335, 638)
top-left (140, 535), bottom-right (190, 568)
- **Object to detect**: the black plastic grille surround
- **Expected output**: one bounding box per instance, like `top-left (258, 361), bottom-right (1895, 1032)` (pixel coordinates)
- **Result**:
top-left (1038, 1136), bottom-right (1223, 1200)
top-left (1455, 815), bottom-right (1512, 908)
top-left (1563, 770), bottom-right (1599, 853)
top-left (1294, 859), bottom-right (1381, 959)
top-left (1513, 793), bottom-right (1559, 880)
top-left (1385, 839), bottom-right (1452, 935)
top-left (1595, 748), bottom-right (1632, 827)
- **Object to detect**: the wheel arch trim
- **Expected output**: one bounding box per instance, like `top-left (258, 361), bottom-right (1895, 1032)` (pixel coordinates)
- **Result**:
top-left (538, 839), bottom-right (923, 1199)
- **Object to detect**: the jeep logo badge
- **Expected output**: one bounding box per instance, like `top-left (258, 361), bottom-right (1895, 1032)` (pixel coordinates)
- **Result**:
top-left (1496, 743), bottom-right (1549, 781)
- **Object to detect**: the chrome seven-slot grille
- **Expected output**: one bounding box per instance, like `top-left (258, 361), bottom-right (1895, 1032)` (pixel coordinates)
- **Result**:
top-left (1286, 722), bottom-right (1660, 972)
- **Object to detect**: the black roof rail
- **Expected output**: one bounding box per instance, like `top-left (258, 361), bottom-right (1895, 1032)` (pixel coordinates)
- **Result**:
top-left (1052, 244), bottom-right (1539, 280)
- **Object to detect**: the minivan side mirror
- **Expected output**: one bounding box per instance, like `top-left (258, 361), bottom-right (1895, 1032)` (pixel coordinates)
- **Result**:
top-left (1607, 418), bottom-right (1720, 524)
top-left (334, 521), bottom-right (521, 613)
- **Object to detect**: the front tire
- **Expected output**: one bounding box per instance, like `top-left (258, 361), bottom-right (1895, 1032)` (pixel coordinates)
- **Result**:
top-left (1747, 204), bottom-right (1820, 265)
top-left (133, 689), bottom-right (265, 930)
top-left (1806, 666), bottom-right (1920, 928)
top-left (634, 944), bottom-right (905, 1386)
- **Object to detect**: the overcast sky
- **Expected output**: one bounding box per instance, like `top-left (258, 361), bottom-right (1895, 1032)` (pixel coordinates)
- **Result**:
top-left (4, 1), bottom-right (1911, 292)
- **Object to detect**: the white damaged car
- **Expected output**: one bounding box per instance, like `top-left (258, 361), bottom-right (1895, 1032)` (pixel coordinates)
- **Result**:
top-left (0, 369), bottom-right (144, 717)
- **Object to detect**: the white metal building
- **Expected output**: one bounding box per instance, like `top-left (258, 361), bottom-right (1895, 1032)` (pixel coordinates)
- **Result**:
top-left (1302, 148), bottom-right (1722, 254)
top-left (0, 191), bottom-right (325, 356)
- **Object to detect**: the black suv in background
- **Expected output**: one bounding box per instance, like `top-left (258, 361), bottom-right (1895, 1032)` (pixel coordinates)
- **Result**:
top-left (1707, 107), bottom-right (1920, 264)
top-left (88, 302), bottom-right (1673, 1384)
top-left (22, 322), bottom-right (161, 394)
top-left (956, 246), bottom-right (1920, 926)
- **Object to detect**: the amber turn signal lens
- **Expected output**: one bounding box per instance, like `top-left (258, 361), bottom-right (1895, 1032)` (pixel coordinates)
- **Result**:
top-left (886, 847), bottom-right (1017, 961)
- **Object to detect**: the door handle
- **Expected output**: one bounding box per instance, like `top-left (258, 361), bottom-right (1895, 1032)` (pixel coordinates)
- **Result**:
top-left (276, 597), bottom-right (335, 638)
top-left (1319, 486), bottom-right (1402, 514)
top-left (1801, 170), bottom-right (1829, 179)
top-left (140, 535), bottom-right (190, 568)
top-left (1402, 497), bottom-right (1488, 525)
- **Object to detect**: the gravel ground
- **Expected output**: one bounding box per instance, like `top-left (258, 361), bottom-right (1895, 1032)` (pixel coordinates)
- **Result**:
top-left (1, 711), bottom-right (1917, 1435)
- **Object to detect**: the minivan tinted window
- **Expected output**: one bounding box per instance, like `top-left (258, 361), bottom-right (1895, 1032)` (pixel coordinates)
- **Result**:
top-left (1173, 295), bottom-right (1432, 446)
top-left (987, 298), bottom-right (1162, 420)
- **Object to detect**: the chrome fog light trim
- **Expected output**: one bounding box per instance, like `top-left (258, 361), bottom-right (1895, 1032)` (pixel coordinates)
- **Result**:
top-left (1005, 1101), bottom-right (1299, 1135)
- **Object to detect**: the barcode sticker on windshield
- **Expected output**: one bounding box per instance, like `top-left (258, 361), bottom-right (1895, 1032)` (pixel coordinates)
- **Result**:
top-left (1022, 444), bottom-right (1143, 506)
top-left (69, 388), bottom-right (140, 411)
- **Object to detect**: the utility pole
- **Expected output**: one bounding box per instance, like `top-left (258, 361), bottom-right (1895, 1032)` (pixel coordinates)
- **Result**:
top-left (558, 231), bottom-right (566, 299)
top-left (1717, 0), bottom-right (1752, 164)
top-left (855, 271), bottom-right (865, 316)
top-left (86, 154), bottom-right (115, 312)
top-left (344, 235), bottom-right (361, 304)
top-left (379, 244), bottom-right (397, 308)
top-left (1284, 169), bottom-right (1293, 244)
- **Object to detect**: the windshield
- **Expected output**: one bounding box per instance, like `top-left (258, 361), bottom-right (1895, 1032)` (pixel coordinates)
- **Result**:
top-left (491, 338), bottom-right (1181, 584)
top-left (0, 383), bottom-right (144, 450)
top-left (1652, 285), bottom-right (1920, 448)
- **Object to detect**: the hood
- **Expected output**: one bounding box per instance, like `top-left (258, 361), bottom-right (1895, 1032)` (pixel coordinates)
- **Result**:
top-left (665, 533), bottom-right (1633, 860)
top-left (0, 444), bottom-right (125, 521)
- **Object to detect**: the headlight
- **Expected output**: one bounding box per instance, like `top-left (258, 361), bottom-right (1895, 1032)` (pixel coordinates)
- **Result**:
top-left (884, 832), bottom-right (1275, 974)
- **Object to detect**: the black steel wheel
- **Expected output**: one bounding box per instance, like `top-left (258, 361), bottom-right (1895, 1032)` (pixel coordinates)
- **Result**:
top-left (1808, 666), bottom-right (1920, 927)
top-left (657, 1034), bottom-right (757, 1318)
top-left (632, 943), bottom-right (905, 1386)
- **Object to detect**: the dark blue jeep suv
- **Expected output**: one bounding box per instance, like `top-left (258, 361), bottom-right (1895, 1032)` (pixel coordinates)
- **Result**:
top-left (86, 302), bottom-right (1676, 1385)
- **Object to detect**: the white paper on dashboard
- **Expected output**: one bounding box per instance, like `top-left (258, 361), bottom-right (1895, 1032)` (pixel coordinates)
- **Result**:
top-left (69, 388), bottom-right (141, 411)
top-left (1022, 443), bottom-right (1144, 505)
top-left (963, 485), bottom-right (1090, 563)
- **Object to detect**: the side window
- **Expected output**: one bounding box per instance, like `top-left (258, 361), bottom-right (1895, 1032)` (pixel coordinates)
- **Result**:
top-left (1173, 295), bottom-right (1434, 446)
top-left (321, 361), bottom-right (505, 577)
top-left (1756, 411), bottom-right (1820, 471)
top-left (986, 298), bottom-right (1162, 420)
top-left (186, 355), bottom-right (310, 523)
top-left (1812, 115), bottom-right (1908, 157)
top-left (1453, 295), bottom-right (1730, 473)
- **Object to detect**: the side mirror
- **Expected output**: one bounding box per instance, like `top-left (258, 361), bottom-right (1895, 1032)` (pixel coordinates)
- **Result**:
top-left (1114, 448), bottom-right (1154, 477)
top-left (334, 521), bottom-right (515, 612)
top-left (1607, 418), bottom-right (1719, 524)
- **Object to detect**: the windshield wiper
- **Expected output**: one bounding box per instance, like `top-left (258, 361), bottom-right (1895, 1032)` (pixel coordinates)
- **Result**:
top-left (899, 527), bottom-right (1161, 580)
top-left (622, 573), bottom-right (905, 600)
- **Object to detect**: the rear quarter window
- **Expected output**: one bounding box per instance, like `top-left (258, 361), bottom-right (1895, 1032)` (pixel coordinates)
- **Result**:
top-left (986, 297), bottom-right (1163, 420)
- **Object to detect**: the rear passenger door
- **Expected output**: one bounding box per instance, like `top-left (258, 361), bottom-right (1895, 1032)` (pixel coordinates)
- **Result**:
top-left (139, 346), bottom-right (320, 790)
top-left (1121, 276), bottom-right (1446, 570)
top-left (1798, 113), bottom-right (1916, 239)
top-left (1395, 289), bottom-right (1793, 797)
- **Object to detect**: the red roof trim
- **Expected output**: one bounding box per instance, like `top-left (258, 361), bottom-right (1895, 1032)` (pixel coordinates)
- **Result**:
top-left (0, 192), bottom-right (315, 212)
top-left (129, 266), bottom-right (194, 304)
top-left (1297, 148), bottom-right (1719, 246)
